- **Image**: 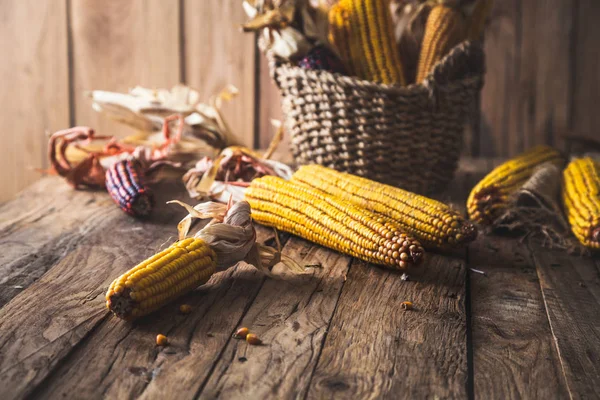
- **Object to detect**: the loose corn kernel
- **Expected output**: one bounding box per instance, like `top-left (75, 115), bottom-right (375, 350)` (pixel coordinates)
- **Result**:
top-left (246, 333), bottom-right (262, 345)
top-left (179, 304), bottom-right (192, 314)
top-left (234, 327), bottom-right (250, 339)
top-left (156, 334), bottom-right (168, 346)
top-left (401, 301), bottom-right (413, 311)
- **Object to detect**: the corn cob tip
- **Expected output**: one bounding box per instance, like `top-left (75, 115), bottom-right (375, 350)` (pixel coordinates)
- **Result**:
top-left (459, 222), bottom-right (478, 244)
top-left (107, 288), bottom-right (135, 320)
top-left (130, 192), bottom-right (154, 216)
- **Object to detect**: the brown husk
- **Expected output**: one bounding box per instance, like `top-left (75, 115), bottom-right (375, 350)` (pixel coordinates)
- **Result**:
top-left (491, 162), bottom-right (587, 254)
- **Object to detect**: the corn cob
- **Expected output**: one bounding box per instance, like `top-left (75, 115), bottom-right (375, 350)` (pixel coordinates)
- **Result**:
top-left (562, 158), bottom-right (600, 249)
top-left (415, 3), bottom-right (467, 83)
top-left (245, 176), bottom-right (424, 270)
top-left (105, 159), bottom-right (154, 217)
top-left (466, 0), bottom-right (494, 41)
top-left (467, 146), bottom-right (564, 225)
top-left (106, 238), bottom-right (216, 320)
top-left (328, 0), bottom-right (406, 85)
top-left (291, 164), bottom-right (477, 250)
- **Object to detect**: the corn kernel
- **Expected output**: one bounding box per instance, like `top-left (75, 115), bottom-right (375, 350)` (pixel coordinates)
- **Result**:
top-left (156, 334), bottom-right (168, 346)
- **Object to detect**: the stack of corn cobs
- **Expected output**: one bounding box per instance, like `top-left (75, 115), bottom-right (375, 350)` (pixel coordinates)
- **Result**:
top-left (107, 165), bottom-right (480, 320)
top-left (467, 146), bottom-right (600, 251)
top-left (243, 0), bottom-right (494, 85)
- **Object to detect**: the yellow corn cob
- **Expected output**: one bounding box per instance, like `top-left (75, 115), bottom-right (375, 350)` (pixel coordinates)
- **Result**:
top-left (245, 176), bottom-right (424, 270)
top-left (467, 146), bottom-right (565, 225)
top-left (106, 238), bottom-right (216, 320)
top-left (562, 158), bottom-right (600, 249)
top-left (467, 0), bottom-right (494, 41)
top-left (415, 4), bottom-right (467, 83)
top-left (291, 165), bottom-right (477, 250)
top-left (328, 0), bottom-right (406, 85)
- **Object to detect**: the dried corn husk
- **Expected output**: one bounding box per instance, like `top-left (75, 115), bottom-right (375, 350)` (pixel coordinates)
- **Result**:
top-left (88, 85), bottom-right (240, 157)
top-left (243, 0), bottom-right (313, 60)
top-left (492, 162), bottom-right (579, 251)
top-left (183, 134), bottom-right (293, 203)
top-left (392, 0), bottom-right (431, 84)
top-left (168, 200), bottom-right (304, 276)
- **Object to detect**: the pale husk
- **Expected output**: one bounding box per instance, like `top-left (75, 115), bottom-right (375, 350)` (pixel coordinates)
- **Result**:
top-left (169, 200), bottom-right (304, 276)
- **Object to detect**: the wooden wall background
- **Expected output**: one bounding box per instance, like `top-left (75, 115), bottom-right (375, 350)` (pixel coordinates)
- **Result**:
top-left (1, 0), bottom-right (598, 202)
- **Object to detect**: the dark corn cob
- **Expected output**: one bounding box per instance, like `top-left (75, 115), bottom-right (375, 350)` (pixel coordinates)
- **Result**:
top-left (467, 146), bottom-right (564, 225)
top-left (105, 159), bottom-right (154, 217)
top-left (298, 45), bottom-right (347, 74)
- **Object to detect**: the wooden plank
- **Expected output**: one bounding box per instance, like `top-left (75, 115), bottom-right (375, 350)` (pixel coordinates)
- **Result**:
top-left (0, 181), bottom-right (194, 399)
top-left (183, 0), bottom-right (256, 147)
top-left (307, 253), bottom-right (468, 399)
top-left (258, 52), bottom-right (288, 151)
top-left (469, 237), bottom-right (569, 399)
top-left (199, 237), bottom-right (352, 399)
top-left (0, 0), bottom-right (69, 202)
top-left (571, 0), bottom-right (600, 141)
top-left (531, 246), bottom-right (600, 399)
top-left (26, 225), bottom-right (283, 400)
top-left (0, 178), bottom-right (115, 308)
top-left (70, 0), bottom-right (181, 137)
top-left (479, 0), bottom-right (521, 157)
top-left (518, 0), bottom-right (572, 151)
top-left (480, 0), bottom-right (573, 156)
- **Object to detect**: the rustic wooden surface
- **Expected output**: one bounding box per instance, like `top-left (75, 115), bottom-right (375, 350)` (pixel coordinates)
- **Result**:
top-left (1, 159), bottom-right (599, 399)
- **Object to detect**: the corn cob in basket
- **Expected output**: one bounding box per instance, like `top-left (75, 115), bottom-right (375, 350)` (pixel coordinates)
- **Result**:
top-left (329, 0), bottom-right (406, 85)
top-left (562, 157), bottom-right (600, 250)
top-left (245, 176), bottom-right (424, 270)
top-left (416, 1), bottom-right (467, 83)
top-left (291, 165), bottom-right (477, 250)
top-left (467, 146), bottom-right (565, 225)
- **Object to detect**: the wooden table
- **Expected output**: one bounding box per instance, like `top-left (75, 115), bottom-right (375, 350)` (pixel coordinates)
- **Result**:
top-left (0, 159), bottom-right (598, 400)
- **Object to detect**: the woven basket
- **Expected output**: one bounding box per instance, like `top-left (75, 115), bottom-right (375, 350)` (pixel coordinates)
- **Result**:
top-left (268, 41), bottom-right (485, 194)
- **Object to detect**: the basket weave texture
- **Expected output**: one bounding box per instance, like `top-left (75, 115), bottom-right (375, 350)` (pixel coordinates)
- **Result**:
top-left (268, 41), bottom-right (485, 194)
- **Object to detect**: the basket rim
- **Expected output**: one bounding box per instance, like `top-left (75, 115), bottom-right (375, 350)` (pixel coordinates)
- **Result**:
top-left (269, 40), bottom-right (485, 95)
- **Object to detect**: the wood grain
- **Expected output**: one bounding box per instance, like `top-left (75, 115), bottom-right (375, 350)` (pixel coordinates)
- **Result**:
top-left (0, 178), bottom-right (114, 308)
top-left (571, 0), bottom-right (600, 141)
top-left (307, 253), bottom-right (468, 399)
top-left (518, 0), bottom-right (572, 150)
top-left (531, 246), bottom-right (600, 399)
top-left (183, 0), bottom-right (256, 147)
top-left (258, 52), bottom-right (288, 151)
top-left (479, 0), bottom-right (521, 157)
top-left (70, 0), bottom-right (181, 137)
top-left (0, 0), bottom-right (69, 202)
top-left (199, 237), bottom-right (352, 399)
top-left (0, 181), bottom-right (191, 400)
top-left (480, 0), bottom-right (575, 157)
top-left (28, 225), bottom-right (283, 400)
top-left (469, 237), bottom-right (568, 399)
